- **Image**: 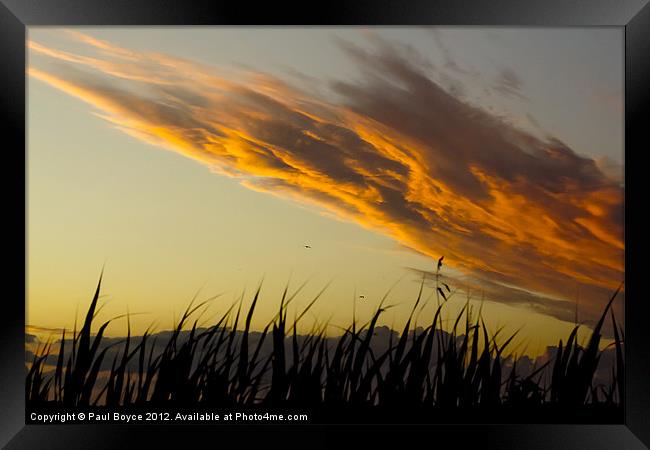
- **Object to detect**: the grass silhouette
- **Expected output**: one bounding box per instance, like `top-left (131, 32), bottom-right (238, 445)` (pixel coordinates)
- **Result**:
top-left (26, 268), bottom-right (624, 423)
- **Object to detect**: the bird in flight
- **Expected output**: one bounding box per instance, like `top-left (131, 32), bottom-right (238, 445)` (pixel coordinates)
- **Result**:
top-left (359, 295), bottom-right (365, 299)
top-left (437, 256), bottom-right (444, 271)
top-left (304, 245), bottom-right (312, 249)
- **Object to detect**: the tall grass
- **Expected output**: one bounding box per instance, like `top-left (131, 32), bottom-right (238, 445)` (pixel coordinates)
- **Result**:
top-left (26, 270), bottom-right (624, 419)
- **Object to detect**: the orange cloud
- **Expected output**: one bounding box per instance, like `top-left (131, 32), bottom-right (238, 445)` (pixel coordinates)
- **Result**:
top-left (28, 33), bottom-right (624, 326)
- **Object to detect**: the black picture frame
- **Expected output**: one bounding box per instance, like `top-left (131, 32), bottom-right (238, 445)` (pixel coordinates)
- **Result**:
top-left (2, 1), bottom-right (649, 448)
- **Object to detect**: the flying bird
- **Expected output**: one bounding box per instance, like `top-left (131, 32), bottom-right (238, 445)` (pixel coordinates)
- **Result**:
top-left (359, 295), bottom-right (365, 299)
top-left (437, 256), bottom-right (444, 271)
top-left (304, 245), bottom-right (312, 249)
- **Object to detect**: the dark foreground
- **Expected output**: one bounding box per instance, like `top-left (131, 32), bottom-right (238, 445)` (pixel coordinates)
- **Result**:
top-left (27, 273), bottom-right (625, 424)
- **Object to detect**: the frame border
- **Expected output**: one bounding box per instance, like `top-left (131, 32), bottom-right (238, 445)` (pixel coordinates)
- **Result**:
top-left (2, 1), bottom-right (648, 448)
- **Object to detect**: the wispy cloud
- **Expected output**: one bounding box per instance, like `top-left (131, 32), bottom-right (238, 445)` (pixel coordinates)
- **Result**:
top-left (28, 32), bottom-right (624, 325)
top-left (492, 67), bottom-right (527, 100)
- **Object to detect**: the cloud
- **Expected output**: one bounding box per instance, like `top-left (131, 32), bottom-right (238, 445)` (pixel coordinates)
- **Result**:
top-left (493, 67), bottom-right (527, 100)
top-left (408, 266), bottom-right (580, 323)
top-left (428, 28), bottom-right (479, 78)
top-left (26, 325), bottom-right (65, 334)
top-left (28, 32), bottom-right (624, 327)
top-left (595, 156), bottom-right (624, 186)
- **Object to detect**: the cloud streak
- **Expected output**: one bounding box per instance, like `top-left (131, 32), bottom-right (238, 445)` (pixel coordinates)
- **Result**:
top-left (492, 67), bottom-right (527, 100)
top-left (28, 32), bottom-right (624, 326)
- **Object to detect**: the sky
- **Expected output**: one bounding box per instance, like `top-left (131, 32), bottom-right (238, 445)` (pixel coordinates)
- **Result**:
top-left (26, 27), bottom-right (624, 357)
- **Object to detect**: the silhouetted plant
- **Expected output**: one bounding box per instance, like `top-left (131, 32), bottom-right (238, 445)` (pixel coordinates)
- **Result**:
top-left (26, 268), bottom-right (624, 419)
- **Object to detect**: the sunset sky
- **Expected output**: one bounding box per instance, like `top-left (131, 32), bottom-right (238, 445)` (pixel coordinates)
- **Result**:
top-left (26, 27), bottom-right (624, 357)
